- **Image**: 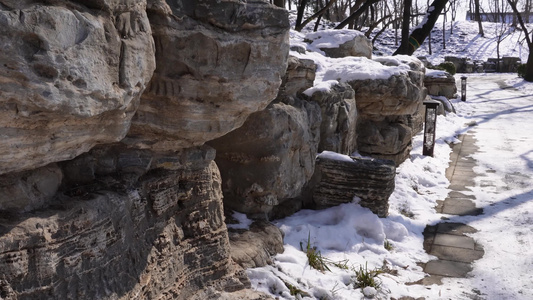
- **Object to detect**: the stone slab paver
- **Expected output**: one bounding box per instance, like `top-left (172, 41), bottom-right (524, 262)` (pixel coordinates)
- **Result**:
top-left (442, 203), bottom-right (483, 216)
top-left (434, 233), bottom-right (475, 249)
top-left (429, 245), bottom-right (484, 263)
top-left (424, 260), bottom-right (473, 277)
top-left (420, 132), bottom-right (485, 284)
top-left (436, 222), bottom-right (478, 235)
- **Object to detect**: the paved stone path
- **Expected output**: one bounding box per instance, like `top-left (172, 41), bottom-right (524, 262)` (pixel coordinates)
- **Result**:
top-left (418, 132), bottom-right (485, 285)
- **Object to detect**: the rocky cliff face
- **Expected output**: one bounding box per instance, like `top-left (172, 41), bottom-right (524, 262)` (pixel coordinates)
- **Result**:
top-left (0, 0), bottom-right (288, 299)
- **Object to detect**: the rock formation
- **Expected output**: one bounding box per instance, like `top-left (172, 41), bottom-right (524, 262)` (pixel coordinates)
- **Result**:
top-left (125, 0), bottom-right (290, 152)
top-left (305, 29), bottom-right (373, 59)
top-left (309, 152), bottom-right (396, 217)
top-left (424, 70), bottom-right (457, 99)
top-left (0, 0), bottom-right (156, 175)
top-left (0, 0), bottom-right (289, 299)
top-left (208, 97), bottom-right (321, 218)
top-left (0, 146), bottom-right (251, 300)
top-left (306, 82), bottom-right (358, 154)
top-left (348, 56), bottom-right (427, 165)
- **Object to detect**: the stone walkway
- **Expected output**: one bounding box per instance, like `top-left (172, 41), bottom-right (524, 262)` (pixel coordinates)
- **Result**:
top-left (418, 131), bottom-right (485, 285)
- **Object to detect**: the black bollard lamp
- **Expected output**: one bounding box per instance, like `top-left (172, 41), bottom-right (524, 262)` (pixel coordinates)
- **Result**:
top-left (461, 76), bottom-right (467, 101)
top-left (423, 100), bottom-right (440, 157)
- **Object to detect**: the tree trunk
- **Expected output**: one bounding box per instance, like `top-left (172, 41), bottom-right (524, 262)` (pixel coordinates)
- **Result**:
top-left (335, 0), bottom-right (379, 29)
top-left (508, 0), bottom-right (533, 81)
top-left (397, 0), bottom-right (412, 54)
top-left (273, 0), bottom-right (285, 8)
top-left (295, 0), bottom-right (309, 30)
top-left (474, 0), bottom-right (484, 36)
top-left (296, 0), bottom-right (338, 31)
top-left (393, 0), bottom-right (449, 55)
top-left (525, 50), bottom-right (533, 82)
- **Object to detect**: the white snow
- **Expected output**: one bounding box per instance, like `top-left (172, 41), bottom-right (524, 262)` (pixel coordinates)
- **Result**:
top-left (227, 211), bottom-right (253, 230)
top-left (305, 29), bottom-right (364, 49)
top-left (244, 12), bottom-right (533, 300)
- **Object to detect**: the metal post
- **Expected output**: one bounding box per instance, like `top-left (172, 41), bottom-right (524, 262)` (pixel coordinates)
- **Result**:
top-left (423, 100), bottom-right (440, 157)
top-left (461, 76), bottom-right (467, 101)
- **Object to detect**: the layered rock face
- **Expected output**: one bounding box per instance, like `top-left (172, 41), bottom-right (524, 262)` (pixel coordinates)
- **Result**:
top-left (0, 0), bottom-right (156, 175)
top-left (308, 83), bottom-right (358, 154)
top-left (349, 56), bottom-right (427, 165)
top-left (0, 146), bottom-right (248, 300)
top-left (125, 0), bottom-right (290, 151)
top-left (0, 0), bottom-right (290, 299)
top-left (309, 153), bottom-right (396, 217)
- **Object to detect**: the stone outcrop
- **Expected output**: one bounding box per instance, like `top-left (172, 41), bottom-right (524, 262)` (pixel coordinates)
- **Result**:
top-left (305, 29), bottom-right (372, 59)
top-left (208, 98), bottom-right (321, 218)
top-left (348, 56), bottom-right (427, 165)
top-left (0, 164), bottom-right (62, 213)
top-left (308, 152), bottom-right (396, 217)
top-left (125, 0), bottom-right (290, 152)
top-left (0, 146), bottom-right (250, 300)
top-left (307, 82), bottom-right (358, 154)
top-left (281, 56), bottom-right (316, 97)
top-left (424, 70), bottom-right (457, 99)
top-left (0, 0), bottom-right (291, 299)
top-left (228, 221), bottom-right (284, 269)
top-left (0, 0), bottom-right (156, 175)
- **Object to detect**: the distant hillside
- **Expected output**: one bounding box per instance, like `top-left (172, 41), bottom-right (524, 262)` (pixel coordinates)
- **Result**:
top-left (372, 20), bottom-right (532, 66)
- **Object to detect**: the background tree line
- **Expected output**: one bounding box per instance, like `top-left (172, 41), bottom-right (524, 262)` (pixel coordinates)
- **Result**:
top-left (272, 0), bottom-right (533, 81)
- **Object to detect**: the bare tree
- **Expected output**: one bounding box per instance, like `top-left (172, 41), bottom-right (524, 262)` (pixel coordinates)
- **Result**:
top-left (335, 0), bottom-right (380, 29)
top-left (474, 0), bottom-right (484, 36)
top-left (397, 0), bottom-right (413, 54)
top-left (393, 0), bottom-right (448, 55)
top-left (508, 0), bottom-right (533, 80)
top-left (296, 0), bottom-right (339, 31)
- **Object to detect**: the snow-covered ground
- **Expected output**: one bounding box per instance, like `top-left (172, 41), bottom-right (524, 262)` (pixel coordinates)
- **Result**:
top-left (236, 14), bottom-right (533, 300)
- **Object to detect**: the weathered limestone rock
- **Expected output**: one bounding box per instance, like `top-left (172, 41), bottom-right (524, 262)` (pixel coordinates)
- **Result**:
top-left (357, 117), bottom-right (414, 166)
top-left (0, 0), bottom-right (156, 175)
top-left (208, 98), bottom-right (321, 217)
top-left (0, 164), bottom-right (62, 213)
top-left (430, 95), bottom-right (456, 116)
top-left (348, 56), bottom-right (427, 165)
top-left (0, 145), bottom-right (249, 300)
top-left (308, 153), bottom-right (396, 217)
top-left (125, 0), bottom-right (290, 151)
top-left (228, 221), bottom-right (284, 269)
top-left (280, 56), bottom-right (316, 98)
top-left (350, 56), bottom-right (426, 119)
top-left (424, 70), bottom-right (457, 99)
top-left (307, 83), bottom-right (358, 154)
top-left (306, 29), bottom-right (372, 59)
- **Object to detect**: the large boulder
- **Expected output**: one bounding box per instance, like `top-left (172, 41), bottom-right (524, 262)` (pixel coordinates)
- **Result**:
top-left (0, 0), bottom-right (156, 175)
top-left (308, 152), bottom-right (396, 217)
top-left (0, 145), bottom-right (250, 299)
top-left (424, 69), bottom-right (457, 99)
top-left (208, 98), bottom-right (321, 218)
top-left (338, 56), bottom-right (427, 165)
top-left (305, 29), bottom-right (372, 59)
top-left (280, 56), bottom-right (316, 97)
top-left (306, 82), bottom-right (358, 155)
top-left (125, 0), bottom-right (290, 151)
